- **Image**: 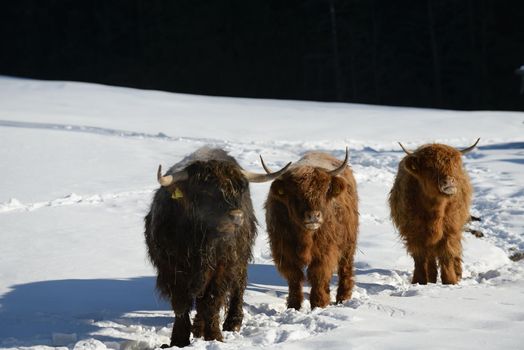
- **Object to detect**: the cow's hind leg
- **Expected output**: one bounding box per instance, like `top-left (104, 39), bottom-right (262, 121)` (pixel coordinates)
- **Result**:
top-left (223, 268), bottom-right (247, 332)
top-left (308, 259), bottom-right (331, 308)
top-left (197, 266), bottom-right (227, 341)
top-left (453, 256), bottom-right (463, 281)
top-left (336, 247), bottom-right (355, 303)
top-left (192, 297), bottom-right (205, 339)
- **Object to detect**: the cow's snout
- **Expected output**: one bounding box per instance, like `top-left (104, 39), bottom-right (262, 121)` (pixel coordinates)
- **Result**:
top-left (304, 210), bottom-right (323, 231)
top-left (229, 209), bottom-right (244, 226)
top-left (216, 209), bottom-right (244, 234)
top-left (439, 176), bottom-right (457, 195)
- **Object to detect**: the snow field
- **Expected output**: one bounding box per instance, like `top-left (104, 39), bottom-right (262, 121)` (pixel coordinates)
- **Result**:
top-left (0, 77), bottom-right (523, 349)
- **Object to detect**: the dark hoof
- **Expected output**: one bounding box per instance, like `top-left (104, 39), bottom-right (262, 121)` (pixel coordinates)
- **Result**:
top-left (310, 296), bottom-right (330, 309)
top-left (169, 338), bottom-right (190, 348)
top-left (287, 298), bottom-right (302, 310)
top-left (411, 279), bottom-right (428, 285)
top-left (336, 291), bottom-right (351, 304)
top-left (335, 297), bottom-right (350, 304)
top-left (310, 302), bottom-right (329, 309)
top-left (468, 229), bottom-right (484, 238)
top-left (470, 215), bottom-right (481, 222)
top-left (223, 321), bottom-right (242, 332)
top-left (204, 332), bottom-right (223, 342)
top-left (510, 251), bottom-right (524, 262)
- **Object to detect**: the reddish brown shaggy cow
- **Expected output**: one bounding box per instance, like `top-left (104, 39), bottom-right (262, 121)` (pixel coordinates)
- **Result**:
top-left (264, 149), bottom-right (359, 309)
top-left (389, 139), bottom-right (479, 285)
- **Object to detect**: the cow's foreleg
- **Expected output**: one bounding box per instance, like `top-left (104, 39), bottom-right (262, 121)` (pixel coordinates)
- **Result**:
top-left (439, 255), bottom-right (462, 285)
top-left (453, 256), bottom-right (463, 281)
top-left (308, 259), bottom-right (331, 308)
top-left (427, 253), bottom-right (438, 283)
top-left (439, 256), bottom-right (458, 284)
top-left (223, 267), bottom-right (247, 332)
top-left (336, 247), bottom-right (355, 304)
top-left (168, 294), bottom-right (192, 348)
top-left (278, 259), bottom-right (305, 310)
top-left (438, 236), bottom-right (461, 285)
top-left (412, 254), bottom-right (428, 284)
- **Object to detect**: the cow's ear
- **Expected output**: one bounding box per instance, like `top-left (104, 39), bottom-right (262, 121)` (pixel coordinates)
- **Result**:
top-left (272, 180), bottom-right (286, 196)
top-left (165, 183), bottom-right (185, 200)
top-left (403, 155), bottom-right (419, 174)
top-left (328, 176), bottom-right (347, 198)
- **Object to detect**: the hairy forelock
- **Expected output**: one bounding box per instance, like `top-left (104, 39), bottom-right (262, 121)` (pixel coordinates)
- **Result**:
top-left (414, 144), bottom-right (462, 174)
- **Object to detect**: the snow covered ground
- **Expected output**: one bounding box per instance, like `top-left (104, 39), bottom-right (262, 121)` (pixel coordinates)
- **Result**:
top-left (0, 76), bottom-right (523, 349)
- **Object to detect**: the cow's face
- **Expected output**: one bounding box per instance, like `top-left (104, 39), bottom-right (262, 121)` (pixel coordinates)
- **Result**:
top-left (269, 168), bottom-right (347, 231)
top-left (403, 145), bottom-right (464, 197)
top-left (167, 161), bottom-right (251, 236)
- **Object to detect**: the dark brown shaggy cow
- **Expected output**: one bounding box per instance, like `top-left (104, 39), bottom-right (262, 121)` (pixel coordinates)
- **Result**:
top-left (144, 147), bottom-right (290, 347)
top-left (389, 139), bottom-right (479, 285)
top-left (264, 149), bottom-right (359, 310)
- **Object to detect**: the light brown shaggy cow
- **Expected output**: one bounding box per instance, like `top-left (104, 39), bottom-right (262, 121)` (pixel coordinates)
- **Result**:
top-left (264, 149), bottom-right (359, 309)
top-left (389, 139), bottom-right (479, 285)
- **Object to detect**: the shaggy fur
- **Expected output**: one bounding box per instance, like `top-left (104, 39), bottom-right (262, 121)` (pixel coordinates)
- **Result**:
top-left (265, 152), bottom-right (359, 310)
top-left (389, 143), bottom-right (472, 285)
top-left (144, 148), bottom-right (257, 347)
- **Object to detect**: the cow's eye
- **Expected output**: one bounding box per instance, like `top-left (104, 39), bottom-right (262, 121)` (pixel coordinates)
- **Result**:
top-left (277, 188), bottom-right (285, 196)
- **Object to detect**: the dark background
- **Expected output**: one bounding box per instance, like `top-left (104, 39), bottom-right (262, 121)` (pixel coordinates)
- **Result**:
top-left (1, 0), bottom-right (523, 111)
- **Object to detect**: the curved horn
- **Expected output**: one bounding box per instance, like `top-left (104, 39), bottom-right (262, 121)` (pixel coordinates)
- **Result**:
top-left (459, 138), bottom-right (480, 154)
top-left (398, 142), bottom-right (413, 155)
top-left (329, 147), bottom-right (349, 176)
top-left (157, 165), bottom-right (188, 187)
top-left (241, 161), bottom-right (292, 183)
top-left (259, 155), bottom-right (273, 174)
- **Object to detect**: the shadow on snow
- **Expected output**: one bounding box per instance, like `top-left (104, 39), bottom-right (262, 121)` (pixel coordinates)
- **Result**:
top-left (0, 263), bottom-right (398, 346)
top-left (0, 264), bottom-right (286, 346)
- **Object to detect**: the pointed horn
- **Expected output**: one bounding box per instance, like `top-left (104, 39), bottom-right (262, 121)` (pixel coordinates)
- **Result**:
top-left (157, 165), bottom-right (188, 187)
top-left (329, 147), bottom-right (349, 176)
top-left (460, 138), bottom-right (480, 154)
top-left (242, 161), bottom-right (292, 183)
top-left (398, 142), bottom-right (413, 155)
top-left (157, 165), bottom-right (173, 186)
top-left (259, 155), bottom-right (273, 174)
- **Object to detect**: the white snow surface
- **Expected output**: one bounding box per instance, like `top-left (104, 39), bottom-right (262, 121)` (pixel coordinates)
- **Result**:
top-left (0, 76), bottom-right (523, 349)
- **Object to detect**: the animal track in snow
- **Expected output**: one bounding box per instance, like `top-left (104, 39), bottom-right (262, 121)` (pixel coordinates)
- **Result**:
top-left (0, 190), bottom-right (153, 213)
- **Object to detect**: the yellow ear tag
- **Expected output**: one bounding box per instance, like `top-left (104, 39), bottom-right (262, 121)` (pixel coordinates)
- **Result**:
top-left (278, 188), bottom-right (284, 195)
top-left (172, 188), bottom-right (184, 200)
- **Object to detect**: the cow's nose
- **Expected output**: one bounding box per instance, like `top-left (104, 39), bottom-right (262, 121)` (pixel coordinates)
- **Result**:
top-left (229, 209), bottom-right (244, 226)
top-left (444, 176), bottom-right (456, 186)
top-left (304, 211), bottom-right (322, 223)
top-left (440, 176), bottom-right (457, 195)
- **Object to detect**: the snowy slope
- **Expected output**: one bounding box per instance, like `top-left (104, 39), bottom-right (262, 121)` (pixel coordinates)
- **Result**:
top-left (0, 76), bottom-right (523, 350)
